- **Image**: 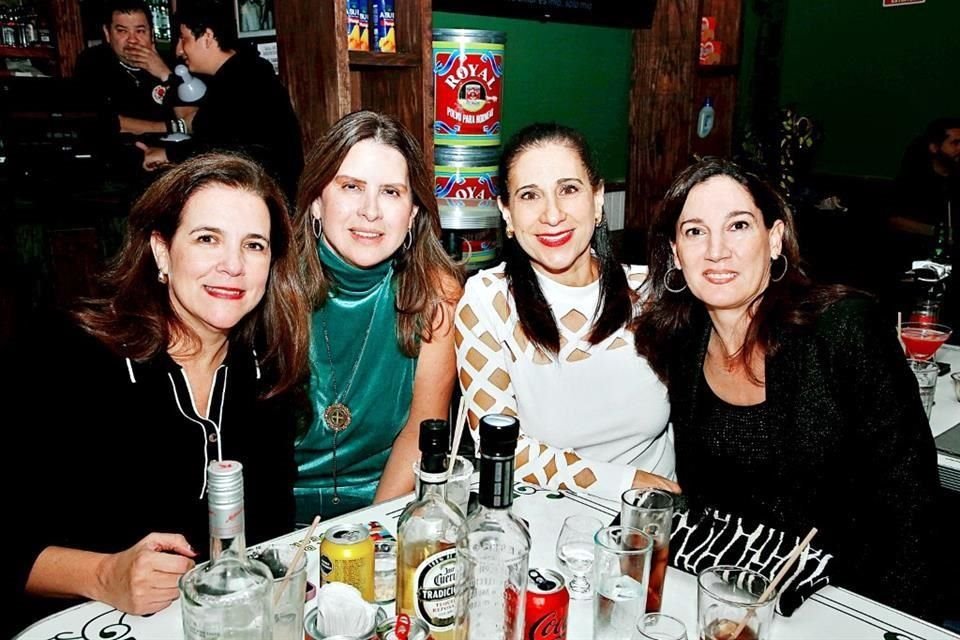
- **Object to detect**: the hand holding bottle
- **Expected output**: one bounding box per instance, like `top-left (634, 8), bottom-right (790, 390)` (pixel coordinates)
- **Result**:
top-left (93, 532), bottom-right (196, 615)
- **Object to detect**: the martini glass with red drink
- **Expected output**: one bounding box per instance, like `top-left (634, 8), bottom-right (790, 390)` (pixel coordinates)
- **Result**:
top-left (900, 322), bottom-right (952, 361)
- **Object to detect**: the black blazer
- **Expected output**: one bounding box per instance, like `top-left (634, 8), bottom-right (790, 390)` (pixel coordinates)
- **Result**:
top-left (666, 296), bottom-right (942, 619)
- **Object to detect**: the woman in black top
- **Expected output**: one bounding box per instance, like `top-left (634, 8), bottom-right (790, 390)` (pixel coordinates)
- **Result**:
top-left (6, 153), bottom-right (309, 635)
top-left (633, 158), bottom-right (943, 620)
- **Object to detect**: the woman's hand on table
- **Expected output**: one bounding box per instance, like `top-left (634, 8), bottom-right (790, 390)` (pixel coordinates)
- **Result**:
top-left (93, 532), bottom-right (197, 615)
top-left (631, 470), bottom-right (681, 494)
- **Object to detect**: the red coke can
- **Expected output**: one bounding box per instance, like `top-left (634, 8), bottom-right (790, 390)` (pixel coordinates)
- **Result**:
top-left (524, 568), bottom-right (569, 640)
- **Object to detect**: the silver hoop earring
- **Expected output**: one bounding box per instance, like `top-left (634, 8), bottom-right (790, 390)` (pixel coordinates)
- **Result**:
top-left (403, 229), bottom-right (413, 252)
top-left (770, 254), bottom-right (789, 282)
top-left (312, 217), bottom-right (322, 239)
top-left (664, 267), bottom-right (687, 293)
top-left (158, 270), bottom-right (168, 284)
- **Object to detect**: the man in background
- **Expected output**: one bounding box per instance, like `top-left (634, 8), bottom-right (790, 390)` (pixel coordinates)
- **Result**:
top-left (891, 117), bottom-right (960, 243)
top-left (74, 0), bottom-right (191, 137)
top-left (136, 0), bottom-right (302, 201)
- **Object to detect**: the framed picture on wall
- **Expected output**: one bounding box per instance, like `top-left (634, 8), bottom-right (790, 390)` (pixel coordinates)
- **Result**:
top-left (235, 0), bottom-right (275, 38)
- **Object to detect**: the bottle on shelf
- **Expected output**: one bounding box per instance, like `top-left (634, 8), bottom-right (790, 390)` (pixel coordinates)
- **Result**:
top-left (2, 6), bottom-right (21, 48)
top-left (696, 97), bottom-right (715, 139)
top-left (396, 419), bottom-right (464, 640)
top-left (454, 414), bottom-right (530, 640)
top-left (179, 460), bottom-right (274, 640)
top-left (18, 2), bottom-right (38, 47)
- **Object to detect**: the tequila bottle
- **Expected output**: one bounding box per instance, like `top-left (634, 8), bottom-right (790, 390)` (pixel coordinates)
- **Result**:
top-left (179, 460), bottom-right (273, 639)
top-left (397, 419), bottom-right (464, 640)
top-left (454, 414), bottom-right (530, 640)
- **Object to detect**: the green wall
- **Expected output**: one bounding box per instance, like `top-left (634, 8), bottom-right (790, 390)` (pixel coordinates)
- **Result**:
top-left (775, 1), bottom-right (958, 179)
top-left (433, 12), bottom-right (633, 182)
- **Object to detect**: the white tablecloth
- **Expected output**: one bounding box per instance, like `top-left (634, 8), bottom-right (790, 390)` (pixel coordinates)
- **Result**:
top-left (928, 344), bottom-right (960, 489)
top-left (14, 481), bottom-right (959, 640)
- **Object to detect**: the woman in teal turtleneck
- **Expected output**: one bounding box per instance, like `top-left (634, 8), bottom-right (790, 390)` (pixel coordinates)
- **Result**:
top-left (293, 111), bottom-right (463, 520)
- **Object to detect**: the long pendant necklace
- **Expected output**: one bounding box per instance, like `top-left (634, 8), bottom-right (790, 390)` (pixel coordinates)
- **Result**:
top-left (319, 273), bottom-right (389, 503)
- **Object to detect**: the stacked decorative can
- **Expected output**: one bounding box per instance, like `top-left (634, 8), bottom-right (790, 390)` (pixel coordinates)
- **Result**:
top-left (433, 28), bottom-right (506, 272)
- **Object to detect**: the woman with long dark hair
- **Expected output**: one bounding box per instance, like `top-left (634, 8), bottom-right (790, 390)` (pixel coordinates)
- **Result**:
top-left (8, 153), bottom-right (309, 634)
top-left (455, 123), bottom-right (677, 501)
top-left (293, 111), bottom-right (463, 520)
top-left (634, 157), bottom-right (941, 619)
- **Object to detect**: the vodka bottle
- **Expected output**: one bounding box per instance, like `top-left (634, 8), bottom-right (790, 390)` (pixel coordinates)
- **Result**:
top-left (397, 419), bottom-right (464, 640)
top-left (179, 460), bottom-right (273, 639)
top-left (454, 414), bottom-right (530, 640)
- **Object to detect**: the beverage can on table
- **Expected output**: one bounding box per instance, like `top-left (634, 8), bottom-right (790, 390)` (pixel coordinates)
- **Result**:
top-left (376, 614), bottom-right (430, 640)
top-left (525, 568), bottom-right (568, 640)
top-left (320, 524), bottom-right (376, 602)
top-left (434, 145), bottom-right (500, 200)
top-left (433, 28), bottom-right (505, 147)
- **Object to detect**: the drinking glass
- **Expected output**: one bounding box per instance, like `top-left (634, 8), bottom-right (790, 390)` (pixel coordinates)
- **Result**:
top-left (593, 525), bottom-right (653, 640)
top-left (555, 514), bottom-right (603, 599)
top-left (900, 322), bottom-right (952, 361)
top-left (697, 566), bottom-right (776, 640)
top-left (633, 613), bottom-right (688, 640)
top-left (248, 543), bottom-right (308, 640)
top-left (413, 455), bottom-right (473, 516)
top-left (908, 358), bottom-right (940, 420)
top-left (621, 488), bottom-right (674, 613)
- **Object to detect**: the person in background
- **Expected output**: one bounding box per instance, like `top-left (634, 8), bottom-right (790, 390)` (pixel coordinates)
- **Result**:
top-left (892, 117), bottom-right (960, 241)
top-left (74, 0), bottom-right (191, 137)
top-left (293, 110), bottom-right (463, 521)
top-left (136, 0), bottom-right (302, 201)
top-left (5, 154), bottom-right (310, 637)
top-left (455, 122), bottom-right (677, 502)
top-left (634, 157), bottom-right (942, 620)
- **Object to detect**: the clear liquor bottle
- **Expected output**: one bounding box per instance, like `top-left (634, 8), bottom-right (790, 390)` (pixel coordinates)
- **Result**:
top-left (396, 419), bottom-right (464, 640)
top-left (454, 414), bottom-right (530, 640)
top-left (179, 460), bottom-right (273, 640)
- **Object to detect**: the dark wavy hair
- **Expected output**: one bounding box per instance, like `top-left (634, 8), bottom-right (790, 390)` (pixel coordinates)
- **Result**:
top-left (634, 157), bottom-right (852, 383)
top-left (499, 122), bottom-right (631, 354)
top-left (73, 153), bottom-right (310, 398)
top-left (295, 110), bottom-right (463, 357)
top-left (176, 0), bottom-right (239, 51)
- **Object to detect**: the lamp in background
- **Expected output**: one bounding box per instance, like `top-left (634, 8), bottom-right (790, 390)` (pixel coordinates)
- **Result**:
top-left (176, 65), bottom-right (206, 102)
top-left (161, 65), bottom-right (206, 142)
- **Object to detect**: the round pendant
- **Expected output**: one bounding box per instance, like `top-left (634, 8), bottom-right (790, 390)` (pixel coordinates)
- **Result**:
top-left (324, 402), bottom-right (352, 432)
top-left (332, 496), bottom-right (341, 505)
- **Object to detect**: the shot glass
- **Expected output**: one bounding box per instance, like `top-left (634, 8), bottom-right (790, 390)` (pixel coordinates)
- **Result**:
top-left (593, 525), bottom-right (653, 640)
top-left (908, 358), bottom-right (939, 420)
top-left (248, 543), bottom-right (308, 640)
top-left (373, 538), bottom-right (397, 604)
top-left (697, 566), bottom-right (776, 640)
top-left (621, 488), bottom-right (674, 613)
top-left (633, 613), bottom-right (688, 640)
top-left (413, 455), bottom-right (473, 516)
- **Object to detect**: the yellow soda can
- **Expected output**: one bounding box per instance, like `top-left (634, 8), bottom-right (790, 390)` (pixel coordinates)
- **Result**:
top-left (320, 523), bottom-right (375, 601)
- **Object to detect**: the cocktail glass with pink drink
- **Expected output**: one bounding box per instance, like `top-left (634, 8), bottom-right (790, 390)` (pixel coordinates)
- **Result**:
top-left (900, 322), bottom-right (952, 361)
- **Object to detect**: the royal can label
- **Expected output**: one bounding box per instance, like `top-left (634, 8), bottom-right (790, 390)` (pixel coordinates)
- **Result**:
top-left (433, 29), bottom-right (505, 147)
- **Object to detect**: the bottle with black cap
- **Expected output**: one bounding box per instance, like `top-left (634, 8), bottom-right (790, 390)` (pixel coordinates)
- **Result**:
top-left (396, 419), bottom-right (464, 640)
top-left (454, 414), bottom-right (530, 640)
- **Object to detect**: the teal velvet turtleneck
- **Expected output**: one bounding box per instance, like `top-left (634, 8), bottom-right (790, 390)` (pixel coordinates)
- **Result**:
top-left (294, 240), bottom-right (416, 521)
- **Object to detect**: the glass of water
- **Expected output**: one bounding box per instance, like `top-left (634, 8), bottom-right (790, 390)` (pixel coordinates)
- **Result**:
top-left (634, 613), bottom-right (688, 640)
top-left (593, 525), bottom-right (653, 640)
top-left (555, 514), bottom-right (603, 599)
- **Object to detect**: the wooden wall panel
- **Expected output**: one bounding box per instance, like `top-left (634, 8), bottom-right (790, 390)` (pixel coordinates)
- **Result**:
top-left (276, 0), bottom-right (350, 152)
top-left (627, 0), bottom-right (701, 233)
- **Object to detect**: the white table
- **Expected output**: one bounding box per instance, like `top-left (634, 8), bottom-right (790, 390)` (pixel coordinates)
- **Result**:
top-left (928, 344), bottom-right (960, 491)
top-left (14, 481), bottom-right (959, 640)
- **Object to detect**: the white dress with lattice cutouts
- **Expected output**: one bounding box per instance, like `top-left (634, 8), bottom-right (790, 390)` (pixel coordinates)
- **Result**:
top-left (455, 262), bottom-right (674, 501)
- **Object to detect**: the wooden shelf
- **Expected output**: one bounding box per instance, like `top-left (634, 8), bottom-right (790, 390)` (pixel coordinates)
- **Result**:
top-left (277, 0), bottom-right (433, 158)
top-left (348, 51), bottom-right (420, 68)
top-left (0, 45), bottom-right (57, 59)
top-left (696, 62), bottom-right (739, 75)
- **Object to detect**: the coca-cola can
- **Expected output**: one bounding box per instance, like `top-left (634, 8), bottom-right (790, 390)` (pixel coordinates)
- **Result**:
top-left (524, 568), bottom-right (568, 640)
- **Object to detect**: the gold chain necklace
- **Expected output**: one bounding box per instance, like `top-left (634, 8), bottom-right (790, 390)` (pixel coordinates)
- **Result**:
top-left (319, 273), bottom-right (389, 503)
